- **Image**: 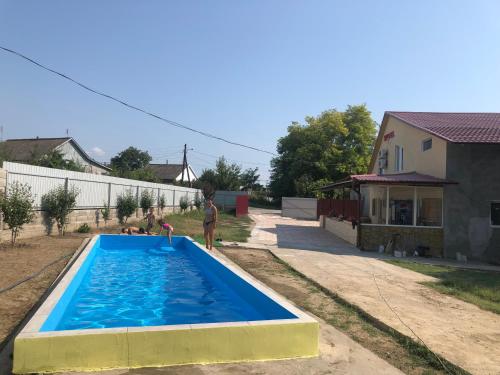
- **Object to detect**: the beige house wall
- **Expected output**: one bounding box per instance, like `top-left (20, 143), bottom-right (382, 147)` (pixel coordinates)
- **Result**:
top-left (371, 116), bottom-right (447, 178)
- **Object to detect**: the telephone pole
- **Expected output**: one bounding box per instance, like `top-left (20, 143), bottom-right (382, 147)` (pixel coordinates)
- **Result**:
top-left (181, 144), bottom-right (192, 187)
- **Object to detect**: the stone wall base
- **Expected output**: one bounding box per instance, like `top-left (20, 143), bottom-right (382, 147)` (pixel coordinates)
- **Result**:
top-left (360, 225), bottom-right (443, 257)
top-left (0, 206), bottom-right (177, 241)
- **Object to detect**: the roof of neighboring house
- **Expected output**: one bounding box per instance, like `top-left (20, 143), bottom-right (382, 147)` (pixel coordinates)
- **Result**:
top-left (387, 111), bottom-right (500, 143)
top-left (320, 172), bottom-right (456, 191)
top-left (0, 137), bottom-right (111, 171)
top-left (149, 164), bottom-right (184, 181)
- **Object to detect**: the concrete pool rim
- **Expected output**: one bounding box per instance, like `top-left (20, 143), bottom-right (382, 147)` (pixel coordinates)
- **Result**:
top-left (13, 234), bottom-right (319, 373)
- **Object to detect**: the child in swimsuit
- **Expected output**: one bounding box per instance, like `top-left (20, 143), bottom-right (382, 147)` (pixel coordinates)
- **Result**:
top-left (158, 219), bottom-right (174, 245)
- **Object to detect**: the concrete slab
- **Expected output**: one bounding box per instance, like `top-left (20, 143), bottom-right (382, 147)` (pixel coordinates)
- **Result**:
top-left (247, 208), bottom-right (500, 375)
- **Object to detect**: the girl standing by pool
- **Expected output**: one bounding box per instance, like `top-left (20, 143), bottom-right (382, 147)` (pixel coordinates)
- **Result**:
top-left (158, 219), bottom-right (174, 245)
top-left (203, 198), bottom-right (218, 250)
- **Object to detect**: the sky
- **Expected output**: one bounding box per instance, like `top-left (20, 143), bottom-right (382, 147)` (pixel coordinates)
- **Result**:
top-left (1, 1), bottom-right (500, 183)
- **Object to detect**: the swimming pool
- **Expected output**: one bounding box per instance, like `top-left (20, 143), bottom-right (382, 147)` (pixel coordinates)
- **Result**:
top-left (14, 235), bottom-right (318, 373)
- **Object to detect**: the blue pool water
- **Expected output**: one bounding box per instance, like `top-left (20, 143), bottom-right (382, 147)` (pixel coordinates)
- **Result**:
top-left (41, 235), bottom-right (296, 331)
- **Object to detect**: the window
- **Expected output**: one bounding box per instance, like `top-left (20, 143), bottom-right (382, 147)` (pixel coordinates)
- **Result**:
top-left (417, 187), bottom-right (442, 226)
top-left (395, 145), bottom-right (404, 171)
top-left (389, 187), bottom-right (413, 225)
top-left (369, 186), bottom-right (387, 224)
top-left (422, 138), bottom-right (432, 151)
top-left (491, 202), bottom-right (500, 226)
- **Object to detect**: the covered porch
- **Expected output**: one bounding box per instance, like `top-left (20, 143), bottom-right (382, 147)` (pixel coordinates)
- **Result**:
top-left (320, 173), bottom-right (456, 256)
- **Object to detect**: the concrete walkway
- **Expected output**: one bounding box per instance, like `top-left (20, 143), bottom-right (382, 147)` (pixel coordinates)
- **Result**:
top-left (244, 208), bottom-right (500, 375)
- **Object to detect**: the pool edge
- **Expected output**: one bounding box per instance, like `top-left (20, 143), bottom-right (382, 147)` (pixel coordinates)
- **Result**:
top-left (13, 234), bottom-right (319, 373)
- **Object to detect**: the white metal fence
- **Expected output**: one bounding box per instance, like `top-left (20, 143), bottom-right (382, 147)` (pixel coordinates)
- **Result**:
top-left (281, 197), bottom-right (318, 220)
top-left (3, 162), bottom-right (201, 210)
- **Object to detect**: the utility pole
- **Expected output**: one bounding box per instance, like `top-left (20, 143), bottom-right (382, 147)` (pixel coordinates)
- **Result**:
top-left (181, 144), bottom-right (192, 187)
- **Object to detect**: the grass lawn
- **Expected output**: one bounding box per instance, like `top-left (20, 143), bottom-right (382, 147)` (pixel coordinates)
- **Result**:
top-left (386, 260), bottom-right (500, 315)
top-left (137, 209), bottom-right (253, 245)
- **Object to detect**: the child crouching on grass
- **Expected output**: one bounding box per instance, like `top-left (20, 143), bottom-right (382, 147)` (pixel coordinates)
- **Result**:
top-left (158, 219), bottom-right (174, 245)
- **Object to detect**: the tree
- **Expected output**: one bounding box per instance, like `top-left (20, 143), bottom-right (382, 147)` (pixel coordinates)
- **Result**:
top-left (116, 191), bottom-right (138, 224)
top-left (197, 157), bottom-right (242, 193)
top-left (140, 190), bottom-right (155, 215)
top-left (32, 150), bottom-right (85, 172)
top-left (159, 193), bottom-right (166, 214)
top-left (110, 147), bottom-right (152, 176)
top-left (269, 104), bottom-right (376, 199)
top-left (41, 185), bottom-right (79, 235)
top-left (100, 202), bottom-right (111, 227)
top-left (0, 182), bottom-right (35, 245)
top-left (240, 167), bottom-right (260, 191)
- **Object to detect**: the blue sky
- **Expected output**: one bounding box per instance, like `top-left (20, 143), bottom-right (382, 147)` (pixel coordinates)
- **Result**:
top-left (1, 1), bottom-right (500, 182)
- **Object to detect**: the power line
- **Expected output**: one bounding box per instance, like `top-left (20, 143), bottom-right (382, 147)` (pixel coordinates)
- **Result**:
top-left (0, 45), bottom-right (276, 156)
top-left (191, 150), bottom-right (270, 167)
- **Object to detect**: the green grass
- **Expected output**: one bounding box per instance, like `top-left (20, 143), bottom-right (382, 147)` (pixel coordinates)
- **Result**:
top-left (137, 209), bottom-right (252, 245)
top-left (386, 260), bottom-right (500, 314)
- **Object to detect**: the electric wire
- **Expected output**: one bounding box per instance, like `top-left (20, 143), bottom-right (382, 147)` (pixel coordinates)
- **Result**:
top-left (0, 45), bottom-right (276, 156)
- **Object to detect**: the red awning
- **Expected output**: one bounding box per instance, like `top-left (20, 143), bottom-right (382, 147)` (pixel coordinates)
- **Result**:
top-left (320, 172), bottom-right (456, 191)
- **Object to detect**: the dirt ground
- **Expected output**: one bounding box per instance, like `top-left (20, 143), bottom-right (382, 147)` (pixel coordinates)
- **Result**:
top-left (0, 235), bottom-right (86, 345)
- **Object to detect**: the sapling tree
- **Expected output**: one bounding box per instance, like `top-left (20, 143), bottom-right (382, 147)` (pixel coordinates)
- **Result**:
top-left (179, 196), bottom-right (188, 212)
top-left (116, 191), bottom-right (138, 224)
top-left (100, 202), bottom-right (111, 227)
top-left (140, 190), bottom-right (155, 216)
top-left (0, 182), bottom-right (35, 245)
top-left (159, 193), bottom-right (166, 214)
top-left (41, 185), bottom-right (79, 235)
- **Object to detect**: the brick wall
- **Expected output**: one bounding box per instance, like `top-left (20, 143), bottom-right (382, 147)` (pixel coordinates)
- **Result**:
top-left (360, 224), bottom-right (443, 257)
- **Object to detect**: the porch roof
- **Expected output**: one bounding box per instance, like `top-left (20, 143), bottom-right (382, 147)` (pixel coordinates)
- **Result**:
top-left (320, 172), bottom-right (456, 191)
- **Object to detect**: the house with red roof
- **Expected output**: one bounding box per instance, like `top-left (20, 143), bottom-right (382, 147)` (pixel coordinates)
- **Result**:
top-left (320, 111), bottom-right (500, 264)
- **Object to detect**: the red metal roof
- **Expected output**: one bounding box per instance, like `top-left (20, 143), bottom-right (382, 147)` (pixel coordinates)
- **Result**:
top-left (350, 172), bottom-right (454, 184)
top-left (320, 172), bottom-right (455, 191)
top-left (387, 112), bottom-right (500, 143)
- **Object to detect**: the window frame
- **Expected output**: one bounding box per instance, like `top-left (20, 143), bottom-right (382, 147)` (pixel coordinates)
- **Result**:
top-left (422, 138), bottom-right (432, 152)
top-left (491, 201), bottom-right (500, 227)
top-left (395, 145), bottom-right (404, 171)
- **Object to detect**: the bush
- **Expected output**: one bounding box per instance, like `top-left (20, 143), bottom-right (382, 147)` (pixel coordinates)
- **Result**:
top-left (0, 181), bottom-right (35, 245)
top-left (140, 189), bottom-right (155, 215)
top-left (179, 196), bottom-right (189, 212)
top-left (76, 223), bottom-right (91, 233)
top-left (159, 193), bottom-right (166, 212)
top-left (41, 185), bottom-right (79, 235)
top-left (100, 202), bottom-right (111, 227)
top-left (194, 192), bottom-right (202, 210)
top-left (116, 191), bottom-right (137, 224)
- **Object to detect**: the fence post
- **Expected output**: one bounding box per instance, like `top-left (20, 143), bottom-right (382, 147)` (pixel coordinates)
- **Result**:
top-left (136, 186), bottom-right (140, 218)
top-left (173, 189), bottom-right (176, 213)
top-left (157, 188), bottom-right (160, 215)
top-left (64, 177), bottom-right (69, 193)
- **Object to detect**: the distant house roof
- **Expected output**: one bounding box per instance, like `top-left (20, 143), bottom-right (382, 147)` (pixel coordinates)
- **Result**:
top-left (149, 164), bottom-right (184, 181)
top-left (320, 172), bottom-right (456, 191)
top-left (387, 112), bottom-right (500, 143)
top-left (0, 137), bottom-right (111, 171)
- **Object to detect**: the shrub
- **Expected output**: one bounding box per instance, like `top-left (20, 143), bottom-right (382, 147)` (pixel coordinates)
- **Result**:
top-left (100, 202), bottom-right (111, 227)
top-left (0, 181), bottom-right (35, 245)
top-left (179, 196), bottom-right (189, 212)
top-left (76, 223), bottom-right (91, 233)
top-left (41, 185), bottom-right (79, 235)
top-left (140, 189), bottom-right (155, 215)
top-left (194, 192), bottom-right (202, 210)
top-left (116, 191), bottom-right (137, 224)
top-left (159, 193), bottom-right (166, 212)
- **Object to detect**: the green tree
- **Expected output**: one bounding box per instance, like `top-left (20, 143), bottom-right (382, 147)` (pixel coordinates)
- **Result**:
top-left (41, 185), bottom-right (79, 235)
top-left (100, 202), bottom-right (111, 227)
top-left (197, 157), bottom-right (242, 192)
top-left (240, 167), bottom-right (260, 191)
top-left (140, 189), bottom-right (155, 215)
top-left (110, 147), bottom-right (152, 176)
top-left (0, 182), bottom-right (35, 245)
top-left (116, 191), bottom-right (138, 224)
top-left (32, 150), bottom-right (85, 172)
top-left (269, 104), bottom-right (376, 199)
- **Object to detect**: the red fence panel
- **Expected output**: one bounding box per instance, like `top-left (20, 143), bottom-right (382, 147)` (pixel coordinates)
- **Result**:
top-left (317, 199), bottom-right (359, 221)
top-left (235, 195), bottom-right (249, 217)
